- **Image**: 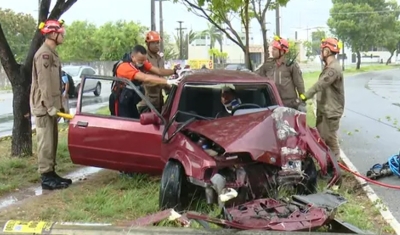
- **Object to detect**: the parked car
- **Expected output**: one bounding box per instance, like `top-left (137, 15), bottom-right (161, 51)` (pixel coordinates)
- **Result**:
top-left (67, 70), bottom-right (340, 211)
top-left (224, 63), bottom-right (251, 72)
top-left (62, 65), bottom-right (101, 98)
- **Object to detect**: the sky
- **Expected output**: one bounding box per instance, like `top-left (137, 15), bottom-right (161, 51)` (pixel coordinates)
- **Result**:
top-left (0, 0), bottom-right (355, 44)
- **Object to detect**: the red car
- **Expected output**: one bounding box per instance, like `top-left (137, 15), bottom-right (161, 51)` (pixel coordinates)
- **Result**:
top-left (68, 70), bottom-right (340, 211)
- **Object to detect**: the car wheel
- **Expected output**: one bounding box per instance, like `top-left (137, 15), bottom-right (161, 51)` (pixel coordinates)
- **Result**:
top-left (74, 84), bottom-right (80, 98)
top-left (297, 156), bottom-right (318, 194)
top-left (159, 160), bottom-right (188, 212)
top-left (94, 82), bottom-right (101, 96)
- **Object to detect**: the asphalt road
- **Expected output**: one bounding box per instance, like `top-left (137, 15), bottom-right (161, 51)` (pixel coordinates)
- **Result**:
top-left (339, 68), bottom-right (400, 221)
top-left (0, 84), bottom-right (111, 137)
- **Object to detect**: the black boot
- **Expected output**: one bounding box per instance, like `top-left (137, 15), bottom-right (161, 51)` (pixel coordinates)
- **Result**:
top-left (41, 173), bottom-right (69, 190)
top-left (51, 171), bottom-right (72, 185)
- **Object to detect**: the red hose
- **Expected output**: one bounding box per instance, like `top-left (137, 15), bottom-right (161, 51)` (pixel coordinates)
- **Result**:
top-left (338, 162), bottom-right (400, 189)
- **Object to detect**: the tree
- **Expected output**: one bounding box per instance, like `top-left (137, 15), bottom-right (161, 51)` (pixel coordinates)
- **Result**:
top-left (175, 0), bottom-right (253, 69)
top-left (95, 20), bottom-right (147, 61)
top-left (382, 23), bottom-right (400, 65)
top-left (0, 9), bottom-right (36, 63)
top-left (250, 0), bottom-right (289, 62)
top-left (174, 29), bottom-right (199, 60)
top-left (328, 0), bottom-right (388, 69)
top-left (163, 33), bottom-right (179, 60)
top-left (200, 23), bottom-right (223, 62)
top-left (208, 48), bottom-right (228, 63)
top-left (0, 0), bottom-right (77, 157)
top-left (57, 20), bottom-right (102, 62)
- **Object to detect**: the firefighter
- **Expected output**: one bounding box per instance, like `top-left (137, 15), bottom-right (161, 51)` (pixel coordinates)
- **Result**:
top-left (300, 38), bottom-right (344, 159)
top-left (137, 31), bottom-right (177, 114)
top-left (30, 19), bottom-right (72, 190)
top-left (256, 36), bottom-right (306, 112)
top-left (112, 45), bottom-right (180, 118)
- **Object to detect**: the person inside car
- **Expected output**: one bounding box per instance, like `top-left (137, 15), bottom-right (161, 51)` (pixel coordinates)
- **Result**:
top-left (215, 86), bottom-right (242, 118)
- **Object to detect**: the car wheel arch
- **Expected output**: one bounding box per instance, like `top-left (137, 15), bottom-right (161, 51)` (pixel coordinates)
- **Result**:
top-left (168, 153), bottom-right (192, 177)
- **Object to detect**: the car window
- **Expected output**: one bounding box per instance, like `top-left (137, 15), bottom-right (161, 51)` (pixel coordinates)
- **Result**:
top-left (62, 67), bottom-right (80, 76)
top-left (176, 83), bottom-right (276, 122)
top-left (80, 76), bottom-right (161, 122)
top-left (87, 68), bottom-right (96, 75)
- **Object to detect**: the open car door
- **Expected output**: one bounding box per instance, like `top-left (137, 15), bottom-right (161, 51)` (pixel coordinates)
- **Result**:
top-left (68, 75), bottom-right (166, 175)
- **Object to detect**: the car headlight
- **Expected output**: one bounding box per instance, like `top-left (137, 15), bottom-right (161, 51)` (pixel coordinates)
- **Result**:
top-left (281, 160), bottom-right (302, 172)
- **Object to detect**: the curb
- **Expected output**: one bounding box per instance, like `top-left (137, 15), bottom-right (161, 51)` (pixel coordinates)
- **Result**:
top-left (311, 97), bottom-right (400, 235)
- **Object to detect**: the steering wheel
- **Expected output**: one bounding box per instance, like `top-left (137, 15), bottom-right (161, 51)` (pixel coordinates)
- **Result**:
top-left (231, 103), bottom-right (262, 115)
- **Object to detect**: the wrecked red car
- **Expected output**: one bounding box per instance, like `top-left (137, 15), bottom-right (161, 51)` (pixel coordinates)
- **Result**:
top-left (68, 70), bottom-right (340, 211)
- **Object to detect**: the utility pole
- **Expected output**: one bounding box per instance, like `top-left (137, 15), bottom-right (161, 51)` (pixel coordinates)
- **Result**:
top-left (158, 0), bottom-right (164, 53)
top-left (177, 21), bottom-right (186, 60)
top-left (275, 6), bottom-right (280, 36)
top-left (151, 0), bottom-right (156, 31)
top-left (38, 0), bottom-right (41, 20)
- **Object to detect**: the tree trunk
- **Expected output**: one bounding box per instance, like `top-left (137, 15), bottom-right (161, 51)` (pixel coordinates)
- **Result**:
top-left (261, 26), bottom-right (268, 62)
top-left (356, 51), bottom-right (361, 69)
top-left (386, 51), bottom-right (394, 65)
top-left (11, 66), bottom-right (32, 156)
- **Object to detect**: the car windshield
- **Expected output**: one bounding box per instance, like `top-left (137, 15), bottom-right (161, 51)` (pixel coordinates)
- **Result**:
top-left (176, 82), bottom-right (276, 122)
top-left (62, 67), bottom-right (80, 76)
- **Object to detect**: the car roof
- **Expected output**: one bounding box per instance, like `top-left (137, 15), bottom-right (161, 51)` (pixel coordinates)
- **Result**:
top-left (182, 69), bottom-right (269, 84)
top-left (62, 65), bottom-right (94, 70)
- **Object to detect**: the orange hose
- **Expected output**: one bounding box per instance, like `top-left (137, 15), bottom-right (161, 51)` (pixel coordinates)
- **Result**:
top-left (338, 162), bottom-right (400, 189)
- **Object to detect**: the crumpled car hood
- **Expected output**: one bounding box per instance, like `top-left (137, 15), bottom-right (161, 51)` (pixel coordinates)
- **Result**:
top-left (185, 107), bottom-right (330, 166)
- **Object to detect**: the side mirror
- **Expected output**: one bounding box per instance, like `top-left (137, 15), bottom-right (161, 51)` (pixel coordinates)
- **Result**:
top-left (140, 112), bottom-right (161, 125)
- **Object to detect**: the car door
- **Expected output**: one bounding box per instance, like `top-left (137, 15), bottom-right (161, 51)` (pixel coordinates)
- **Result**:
top-left (68, 75), bottom-right (165, 175)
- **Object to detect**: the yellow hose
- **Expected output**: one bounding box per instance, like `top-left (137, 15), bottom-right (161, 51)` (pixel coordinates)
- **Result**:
top-left (57, 112), bottom-right (74, 120)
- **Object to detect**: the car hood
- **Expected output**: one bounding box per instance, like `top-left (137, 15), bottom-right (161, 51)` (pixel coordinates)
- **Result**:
top-left (185, 107), bottom-right (327, 163)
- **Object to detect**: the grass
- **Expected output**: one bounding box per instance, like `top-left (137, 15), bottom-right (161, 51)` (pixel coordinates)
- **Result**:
top-left (0, 64), bottom-right (395, 233)
top-left (0, 123), bottom-right (77, 196)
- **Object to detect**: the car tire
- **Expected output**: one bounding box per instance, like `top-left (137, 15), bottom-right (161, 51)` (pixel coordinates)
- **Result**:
top-left (159, 160), bottom-right (188, 212)
top-left (94, 82), bottom-right (101, 96)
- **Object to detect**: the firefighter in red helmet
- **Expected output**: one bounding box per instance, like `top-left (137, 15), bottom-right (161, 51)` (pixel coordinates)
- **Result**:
top-left (300, 38), bottom-right (345, 160)
top-left (137, 31), bottom-right (178, 114)
top-left (30, 19), bottom-right (72, 190)
top-left (256, 36), bottom-right (306, 112)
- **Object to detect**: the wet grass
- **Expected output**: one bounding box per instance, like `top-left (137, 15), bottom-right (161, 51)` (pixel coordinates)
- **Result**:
top-left (0, 123), bottom-right (77, 196)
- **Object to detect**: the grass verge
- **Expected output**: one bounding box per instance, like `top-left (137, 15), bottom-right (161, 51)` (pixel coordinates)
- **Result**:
top-left (0, 65), bottom-right (395, 233)
top-left (0, 123), bottom-right (77, 196)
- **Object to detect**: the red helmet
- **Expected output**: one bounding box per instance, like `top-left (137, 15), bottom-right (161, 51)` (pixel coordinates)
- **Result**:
top-left (145, 31), bottom-right (161, 43)
top-left (39, 19), bottom-right (65, 35)
top-left (321, 38), bottom-right (341, 53)
top-left (271, 36), bottom-right (289, 53)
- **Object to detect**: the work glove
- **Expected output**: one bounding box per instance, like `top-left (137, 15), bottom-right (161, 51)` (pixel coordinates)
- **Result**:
top-left (47, 107), bottom-right (59, 117)
top-left (298, 103), bottom-right (307, 113)
top-left (167, 79), bottom-right (180, 87)
top-left (299, 93), bottom-right (307, 102)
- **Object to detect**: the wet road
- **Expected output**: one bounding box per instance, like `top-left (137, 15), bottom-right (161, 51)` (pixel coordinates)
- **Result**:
top-left (0, 82), bottom-right (112, 137)
top-left (339, 68), bottom-right (400, 221)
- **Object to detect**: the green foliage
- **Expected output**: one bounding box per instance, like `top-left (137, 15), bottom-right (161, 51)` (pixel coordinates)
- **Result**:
top-left (174, 29), bottom-right (200, 59)
top-left (57, 20), bottom-right (177, 62)
top-left (328, 0), bottom-right (399, 53)
top-left (0, 8), bottom-right (36, 63)
top-left (303, 30), bottom-right (326, 59)
top-left (208, 48), bottom-right (228, 59)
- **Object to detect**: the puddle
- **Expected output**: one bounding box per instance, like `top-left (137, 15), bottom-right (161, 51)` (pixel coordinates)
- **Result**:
top-left (0, 167), bottom-right (102, 210)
